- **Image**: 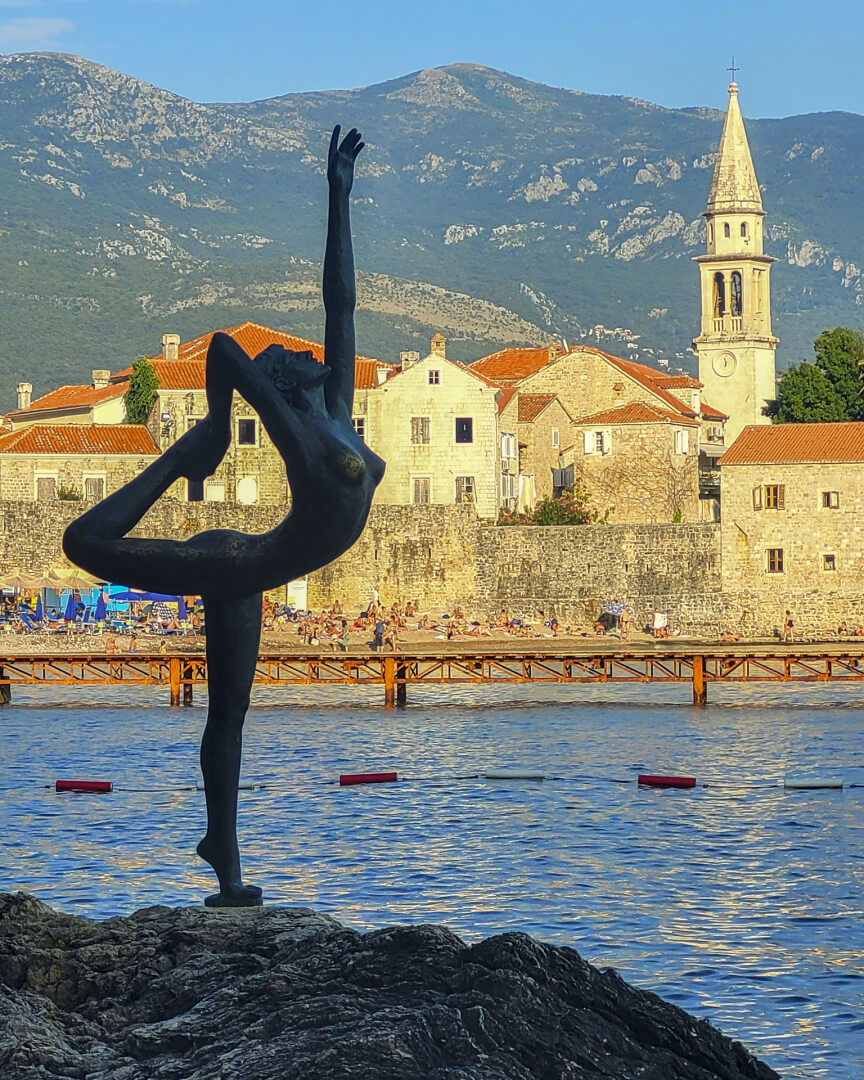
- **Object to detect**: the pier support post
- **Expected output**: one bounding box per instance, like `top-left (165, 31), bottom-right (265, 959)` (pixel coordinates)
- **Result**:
top-left (396, 661), bottom-right (407, 706)
top-left (383, 655), bottom-right (396, 708)
top-left (169, 657), bottom-right (181, 707)
top-left (0, 667), bottom-right (10, 705)
top-left (692, 655), bottom-right (707, 706)
top-left (182, 661), bottom-right (194, 707)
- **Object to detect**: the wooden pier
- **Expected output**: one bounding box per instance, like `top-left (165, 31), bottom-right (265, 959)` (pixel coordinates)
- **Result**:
top-left (3, 642), bottom-right (864, 706)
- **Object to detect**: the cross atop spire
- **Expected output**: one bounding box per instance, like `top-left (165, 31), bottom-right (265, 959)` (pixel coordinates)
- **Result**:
top-left (727, 57), bottom-right (738, 85)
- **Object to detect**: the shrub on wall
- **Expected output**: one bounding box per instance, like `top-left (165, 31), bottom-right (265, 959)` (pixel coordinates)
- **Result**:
top-left (498, 487), bottom-right (607, 526)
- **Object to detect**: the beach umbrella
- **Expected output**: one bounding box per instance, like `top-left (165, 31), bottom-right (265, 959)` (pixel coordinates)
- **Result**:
top-left (35, 596), bottom-right (43, 621)
top-left (94, 591), bottom-right (107, 621)
top-left (63, 593), bottom-right (77, 621)
top-left (1, 571), bottom-right (38, 590)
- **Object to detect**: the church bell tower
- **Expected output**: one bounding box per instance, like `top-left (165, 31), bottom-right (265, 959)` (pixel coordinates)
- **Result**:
top-left (693, 80), bottom-right (777, 443)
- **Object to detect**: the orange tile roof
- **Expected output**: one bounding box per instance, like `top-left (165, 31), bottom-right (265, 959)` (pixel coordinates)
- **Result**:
top-left (700, 402), bottom-right (728, 420)
top-left (651, 373), bottom-right (703, 389)
top-left (354, 358), bottom-right (394, 389)
top-left (114, 322), bottom-right (376, 391)
top-left (0, 424), bottom-right (158, 456)
top-left (9, 380), bottom-right (129, 417)
top-left (470, 347), bottom-right (554, 384)
top-left (718, 423), bottom-right (864, 466)
top-left (496, 386), bottom-right (519, 416)
top-left (471, 344), bottom-right (696, 419)
top-left (517, 393), bottom-right (558, 423)
top-left (573, 402), bottom-right (700, 427)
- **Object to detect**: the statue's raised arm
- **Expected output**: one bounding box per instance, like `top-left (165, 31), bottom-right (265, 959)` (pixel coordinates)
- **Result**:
top-left (323, 125), bottom-right (364, 421)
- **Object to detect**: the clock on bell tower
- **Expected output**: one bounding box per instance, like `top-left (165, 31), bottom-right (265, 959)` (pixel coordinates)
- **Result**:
top-left (693, 80), bottom-right (778, 444)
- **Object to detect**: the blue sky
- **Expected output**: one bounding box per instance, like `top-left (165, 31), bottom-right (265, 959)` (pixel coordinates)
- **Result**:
top-left (0, 0), bottom-right (861, 118)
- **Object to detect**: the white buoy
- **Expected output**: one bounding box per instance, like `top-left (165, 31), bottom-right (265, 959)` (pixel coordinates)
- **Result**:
top-left (483, 770), bottom-right (545, 781)
top-left (196, 780), bottom-right (260, 791)
top-left (783, 778), bottom-right (844, 790)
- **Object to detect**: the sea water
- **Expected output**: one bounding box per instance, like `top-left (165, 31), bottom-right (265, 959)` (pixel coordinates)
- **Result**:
top-left (1, 681), bottom-right (862, 1079)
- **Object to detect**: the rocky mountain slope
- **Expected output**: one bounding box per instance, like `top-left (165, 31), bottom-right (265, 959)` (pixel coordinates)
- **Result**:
top-left (0, 892), bottom-right (778, 1079)
top-left (0, 54), bottom-right (862, 410)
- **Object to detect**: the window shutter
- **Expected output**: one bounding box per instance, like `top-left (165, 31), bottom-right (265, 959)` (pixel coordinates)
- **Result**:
top-left (752, 486), bottom-right (762, 511)
top-left (583, 431), bottom-right (594, 454)
top-left (681, 429), bottom-right (689, 454)
top-left (602, 430), bottom-right (612, 455)
top-left (778, 484), bottom-right (786, 510)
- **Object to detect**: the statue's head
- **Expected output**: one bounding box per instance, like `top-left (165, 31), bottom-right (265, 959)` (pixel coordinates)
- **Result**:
top-left (254, 345), bottom-right (330, 415)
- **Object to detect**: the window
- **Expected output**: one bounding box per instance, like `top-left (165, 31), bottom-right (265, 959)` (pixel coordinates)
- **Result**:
top-left (740, 222), bottom-right (748, 238)
top-left (552, 427), bottom-right (560, 448)
top-left (352, 417), bottom-right (365, 441)
top-left (724, 222), bottom-right (731, 238)
top-left (583, 430), bottom-right (610, 455)
top-left (500, 434), bottom-right (516, 459)
top-left (823, 554), bottom-right (837, 571)
top-left (84, 476), bottom-right (104, 501)
top-left (822, 490), bottom-right (840, 509)
top-left (709, 223), bottom-right (714, 244)
top-left (764, 484), bottom-right (785, 510)
top-left (187, 479), bottom-right (204, 502)
top-left (410, 416), bottom-right (430, 444)
top-left (428, 370), bottom-right (440, 386)
top-left (237, 418), bottom-right (257, 446)
top-left (767, 548), bottom-right (784, 574)
top-left (35, 475), bottom-right (56, 501)
top-left (412, 477), bottom-right (430, 504)
top-left (713, 272), bottom-right (726, 318)
top-left (205, 480), bottom-right (225, 502)
top-left (674, 429), bottom-right (690, 455)
top-left (455, 476), bottom-right (475, 504)
top-left (730, 271), bottom-right (743, 316)
top-left (236, 476), bottom-right (258, 505)
top-left (455, 417), bottom-right (473, 444)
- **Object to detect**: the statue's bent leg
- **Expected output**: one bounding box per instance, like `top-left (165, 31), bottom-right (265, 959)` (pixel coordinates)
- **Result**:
top-left (197, 590), bottom-right (264, 907)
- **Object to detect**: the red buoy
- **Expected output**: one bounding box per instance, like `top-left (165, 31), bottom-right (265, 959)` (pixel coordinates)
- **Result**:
top-left (55, 780), bottom-right (113, 793)
top-left (638, 774), bottom-right (696, 789)
top-left (339, 772), bottom-right (398, 786)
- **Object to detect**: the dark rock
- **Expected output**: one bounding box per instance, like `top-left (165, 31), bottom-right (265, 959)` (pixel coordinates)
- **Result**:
top-left (0, 892), bottom-right (779, 1080)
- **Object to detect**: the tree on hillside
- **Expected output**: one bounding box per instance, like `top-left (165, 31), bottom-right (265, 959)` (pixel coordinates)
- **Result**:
top-left (765, 327), bottom-right (864, 423)
top-left (124, 356), bottom-right (159, 424)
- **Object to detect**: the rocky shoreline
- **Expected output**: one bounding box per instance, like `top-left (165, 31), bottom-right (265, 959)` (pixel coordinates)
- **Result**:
top-left (0, 892), bottom-right (778, 1079)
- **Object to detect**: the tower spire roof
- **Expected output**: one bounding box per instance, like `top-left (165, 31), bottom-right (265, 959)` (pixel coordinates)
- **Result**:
top-left (706, 82), bottom-right (763, 215)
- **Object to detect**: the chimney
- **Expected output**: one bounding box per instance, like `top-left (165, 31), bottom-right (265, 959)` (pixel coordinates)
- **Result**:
top-left (547, 343), bottom-right (562, 363)
top-left (161, 333), bottom-right (180, 361)
top-left (91, 369), bottom-right (110, 390)
top-left (430, 333), bottom-right (446, 360)
top-left (16, 382), bottom-right (32, 410)
top-left (400, 350), bottom-right (420, 371)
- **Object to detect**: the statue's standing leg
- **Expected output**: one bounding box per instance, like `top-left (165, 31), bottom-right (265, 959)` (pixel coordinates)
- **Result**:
top-left (196, 590), bottom-right (264, 907)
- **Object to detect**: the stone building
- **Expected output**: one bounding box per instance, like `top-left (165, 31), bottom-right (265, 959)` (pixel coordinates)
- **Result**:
top-left (0, 424), bottom-right (158, 501)
top-left (571, 402), bottom-right (700, 523)
top-left (357, 340), bottom-right (502, 518)
top-left (496, 392), bottom-right (574, 505)
top-left (6, 372), bottom-right (128, 429)
top-left (693, 81), bottom-right (778, 444)
top-left (471, 344), bottom-right (723, 522)
top-left (718, 422), bottom-right (864, 593)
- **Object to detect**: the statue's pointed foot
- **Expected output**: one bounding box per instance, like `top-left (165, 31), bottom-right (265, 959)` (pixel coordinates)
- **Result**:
top-left (204, 884), bottom-right (263, 908)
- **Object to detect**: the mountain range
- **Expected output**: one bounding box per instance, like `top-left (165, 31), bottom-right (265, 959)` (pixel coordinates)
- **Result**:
top-left (0, 53), bottom-right (862, 411)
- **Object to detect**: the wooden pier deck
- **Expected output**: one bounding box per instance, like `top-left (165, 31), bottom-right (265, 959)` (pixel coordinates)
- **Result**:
top-left (3, 642), bottom-right (864, 705)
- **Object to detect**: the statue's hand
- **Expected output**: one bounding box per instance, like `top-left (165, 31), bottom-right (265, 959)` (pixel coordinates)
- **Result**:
top-left (327, 125), bottom-right (364, 196)
top-left (173, 415), bottom-right (230, 482)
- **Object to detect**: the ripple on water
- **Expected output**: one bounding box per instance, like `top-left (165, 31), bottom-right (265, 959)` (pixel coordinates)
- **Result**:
top-left (1, 683), bottom-right (863, 1079)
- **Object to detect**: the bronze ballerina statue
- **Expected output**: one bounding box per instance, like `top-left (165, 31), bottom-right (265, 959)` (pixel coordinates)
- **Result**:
top-left (63, 127), bottom-right (384, 907)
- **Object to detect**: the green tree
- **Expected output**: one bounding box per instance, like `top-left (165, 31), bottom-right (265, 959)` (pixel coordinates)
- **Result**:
top-left (766, 361), bottom-right (848, 423)
top-left (498, 485), bottom-right (606, 526)
top-left (124, 356), bottom-right (159, 424)
top-left (767, 327), bottom-right (864, 422)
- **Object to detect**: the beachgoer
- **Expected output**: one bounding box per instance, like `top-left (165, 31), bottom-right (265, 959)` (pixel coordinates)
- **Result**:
top-left (61, 126), bottom-right (384, 908)
top-left (782, 610), bottom-right (794, 643)
top-left (620, 605), bottom-right (631, 640)
top-left (372, 619), bottom-right (385, 651)
top-left (128, 634), bottom-right (137, 654)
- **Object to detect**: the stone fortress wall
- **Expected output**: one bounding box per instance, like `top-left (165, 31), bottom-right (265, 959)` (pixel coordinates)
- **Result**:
top-left (3, 501), bottom-right (863, 639)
